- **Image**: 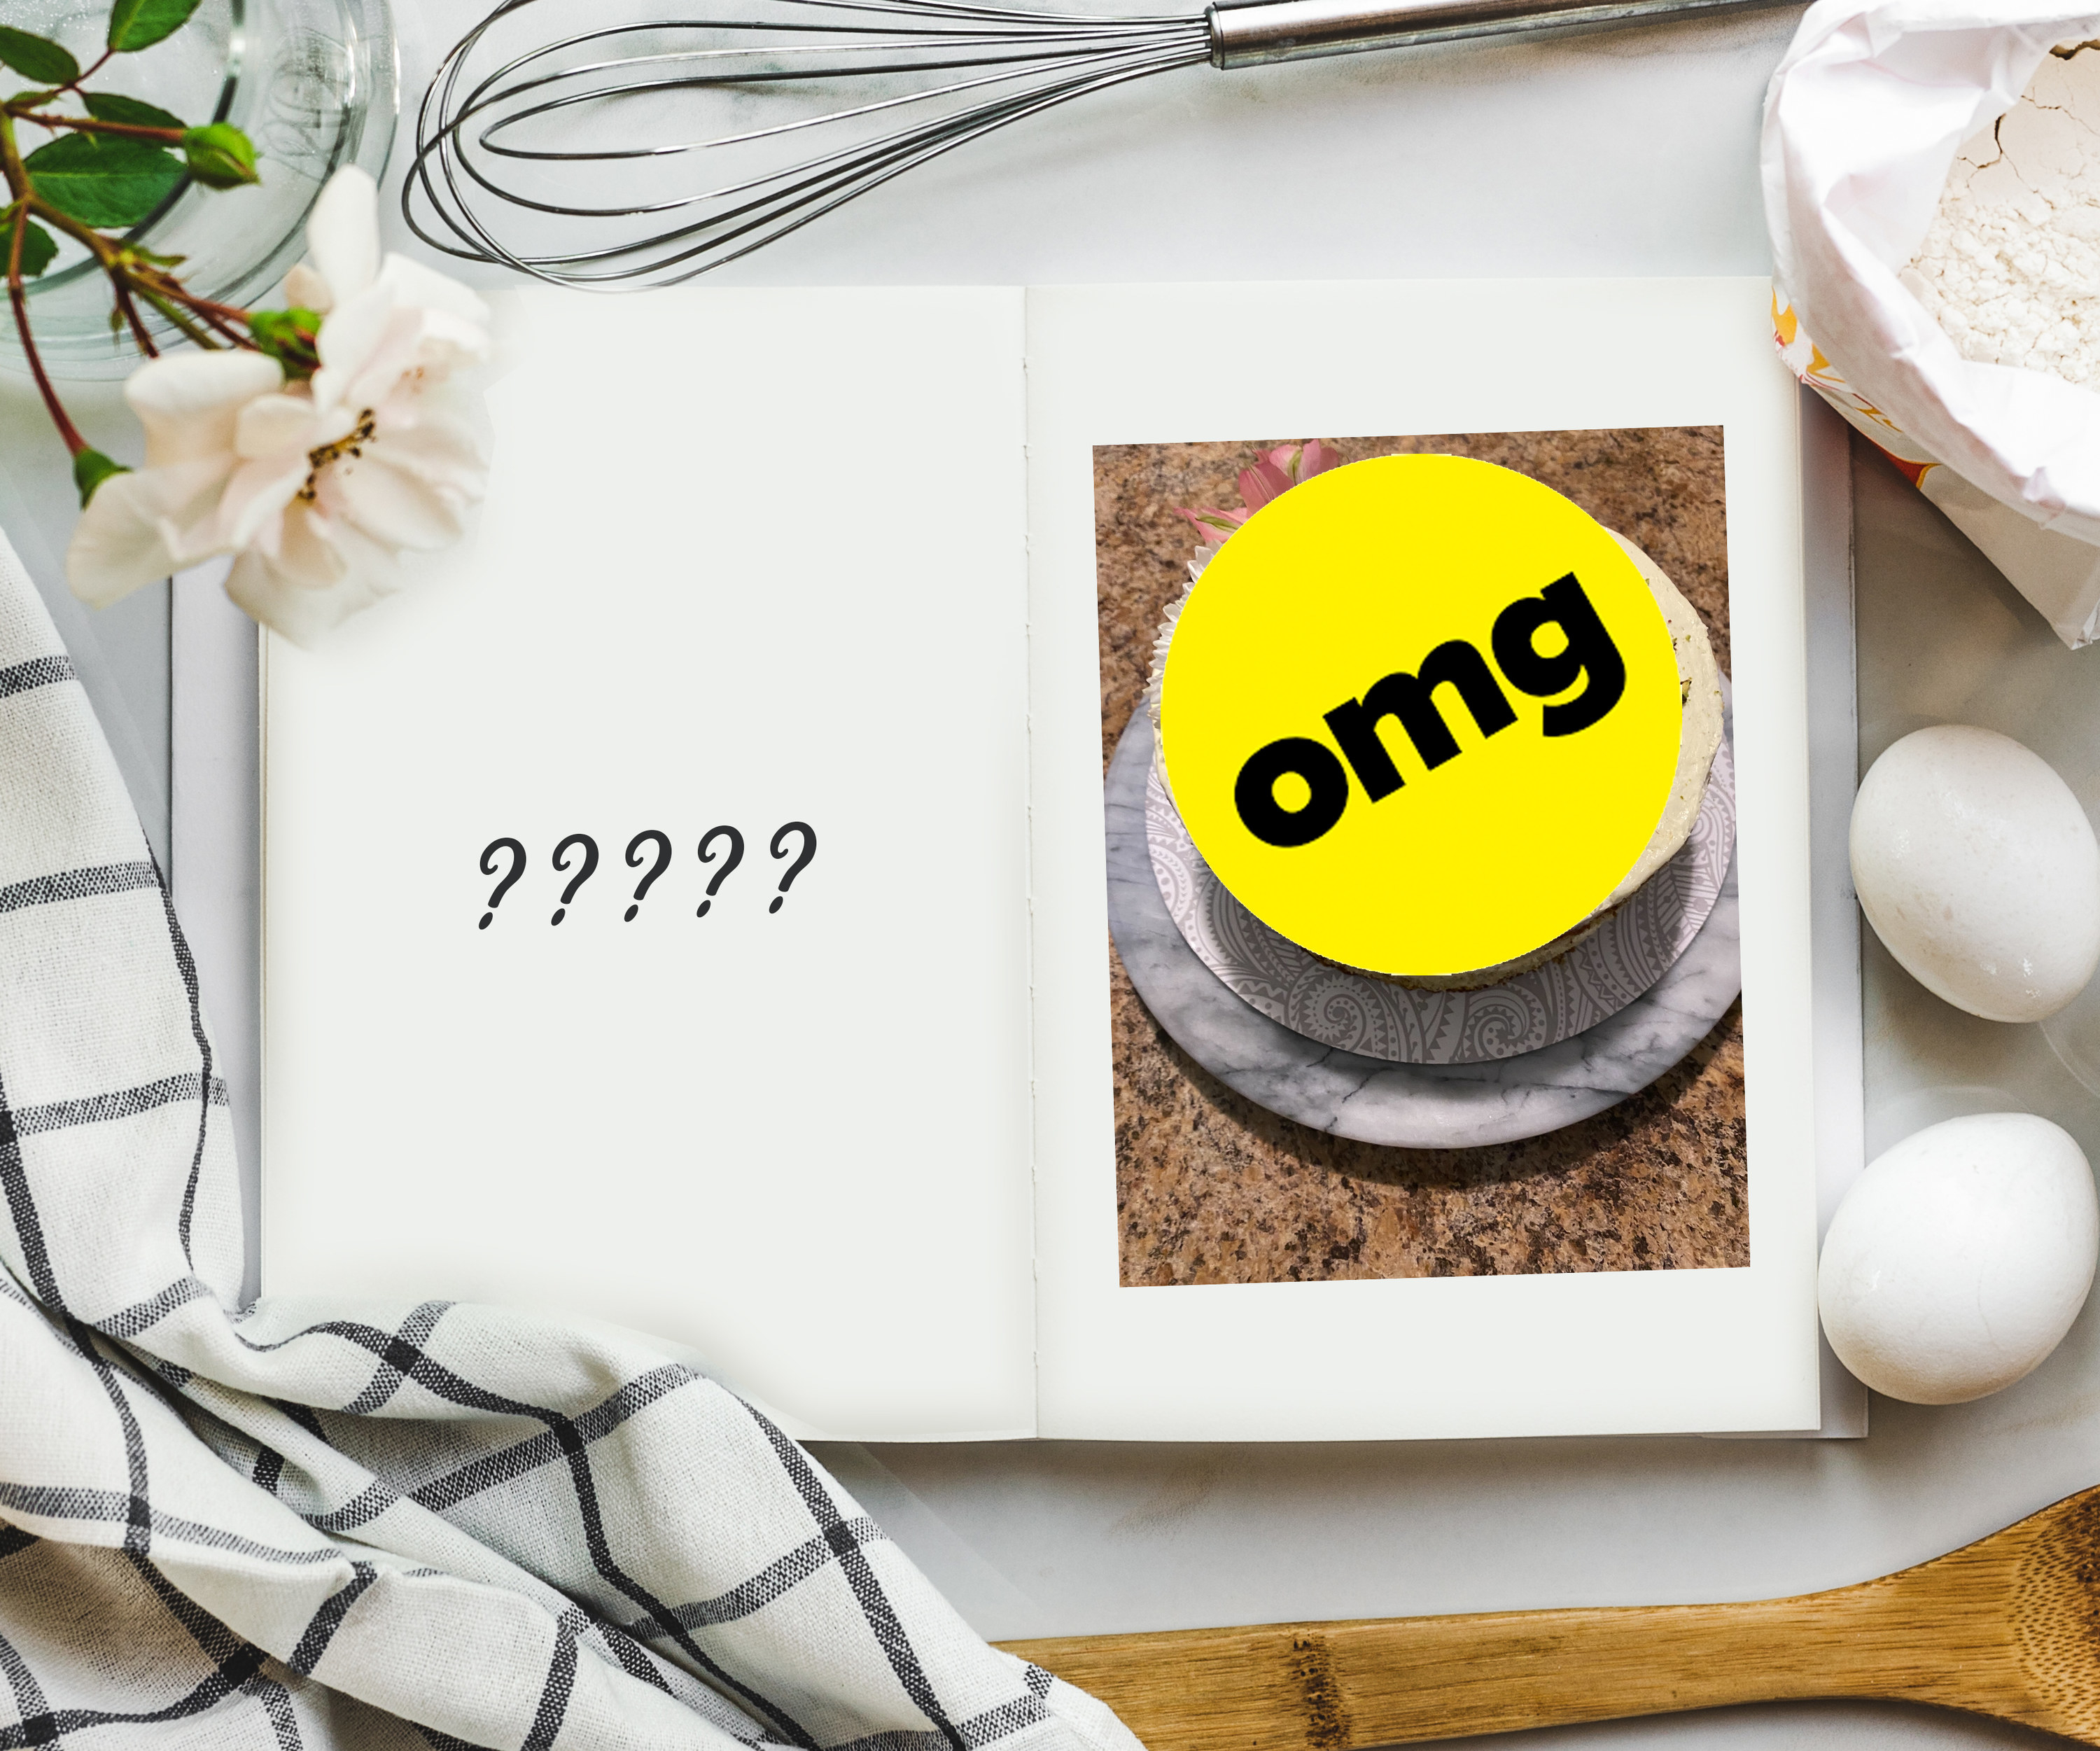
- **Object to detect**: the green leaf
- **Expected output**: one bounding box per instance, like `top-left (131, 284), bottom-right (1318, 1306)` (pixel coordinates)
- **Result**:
top-left (84, 91), bottom-right (186, 131)
top-left (180, 123), bottom-right (256, 189)
top-left (14, 218), bottom-right (55, 277)
top-left (23, 132), bottom-right (183, 230)
top-left (0, 27), bottom-right (80, 85)
top-left (106, 0), bottom-right (202, 53)
top-left (73, 449), bottom-right (128, 507)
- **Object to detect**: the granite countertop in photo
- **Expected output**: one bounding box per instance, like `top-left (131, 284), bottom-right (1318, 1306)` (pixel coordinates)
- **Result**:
top-left (1094, 429), bottom-right (1749, 1286)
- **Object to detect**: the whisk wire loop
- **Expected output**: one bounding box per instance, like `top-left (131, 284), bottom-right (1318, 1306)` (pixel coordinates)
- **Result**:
top-left (452, 34), bottom-right (1182, 227)
top-left (510, 38), bottom-right (1208, 277)
top-left (475, 26), bottom-right (1207, 162)
top-left (409, 0), bottom-right (1213, 283)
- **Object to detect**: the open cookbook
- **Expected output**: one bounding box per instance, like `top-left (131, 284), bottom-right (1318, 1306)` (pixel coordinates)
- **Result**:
top-left (253, 277), bottom-right (1858, 1442)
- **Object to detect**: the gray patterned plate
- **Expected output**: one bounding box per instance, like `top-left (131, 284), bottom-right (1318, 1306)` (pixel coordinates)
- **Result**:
top-left (1105, 708), bottom-right (1744, 1149)
top-left (1147, 725), bottom-right (1735, 1066)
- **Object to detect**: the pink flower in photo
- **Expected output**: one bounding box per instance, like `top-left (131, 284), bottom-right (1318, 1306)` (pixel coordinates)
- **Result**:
top-left (1172, 440), bottom-right (1342, 547)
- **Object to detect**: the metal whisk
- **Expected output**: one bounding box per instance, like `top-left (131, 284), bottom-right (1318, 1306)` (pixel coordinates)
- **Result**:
top-left (406, 0), bottom-right (1788, 285)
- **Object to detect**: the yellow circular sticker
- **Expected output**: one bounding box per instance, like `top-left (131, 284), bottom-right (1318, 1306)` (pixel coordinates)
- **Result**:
top-left (1159, 454), bottom-right (1683, 977)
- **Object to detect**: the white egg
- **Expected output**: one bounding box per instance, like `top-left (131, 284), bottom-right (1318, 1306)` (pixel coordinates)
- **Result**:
top-left (1819, 1112), bottom-right (2099, 1404)
top-left (1850, 724), bottom-right (2100, 1022)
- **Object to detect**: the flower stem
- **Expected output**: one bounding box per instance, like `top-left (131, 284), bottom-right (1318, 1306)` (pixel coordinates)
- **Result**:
top-left (112, 279), bottom-right (156, 358)
top-left (0, 109), bottom-right (26, 204)
top-left (146, 284), bottom-right (256, 326)
top-left (130, 265), bottom-right (248, 344)
top-left (0, 115), bottom-right (85, 456)
top-left (134, 282), bottom-right (220, 350)
top-left (136, 281), bottom-right (257, 349)
top-left (20, 195), bottom-right (257, 354)
top-left (190, 302), bottom-right (245, 346)
top-left (24, 197), bottom-right (133, 272)
top-left (46, 50), bottom-right (113, 102)
top-left (6, 207), bottom-right (86, 456)
top-left (12, 112), bottom-right (186, 146)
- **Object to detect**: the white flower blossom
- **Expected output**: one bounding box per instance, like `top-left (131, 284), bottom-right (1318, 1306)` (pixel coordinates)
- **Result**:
top-left (66, 167), bottom-right (492, 644)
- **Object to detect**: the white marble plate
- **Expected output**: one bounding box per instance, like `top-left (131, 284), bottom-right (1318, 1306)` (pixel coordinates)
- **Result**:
top-left (1105, 710), bottom-right (1744, 1149)
top-left (1146, 724), bottom-right (1735, 1066)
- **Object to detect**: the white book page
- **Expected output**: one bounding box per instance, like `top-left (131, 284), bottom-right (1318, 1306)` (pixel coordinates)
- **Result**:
top-left (1026, 278), bottom-right (1822, 1439)
top-left (262, 286), bottom-right (1036, 1442)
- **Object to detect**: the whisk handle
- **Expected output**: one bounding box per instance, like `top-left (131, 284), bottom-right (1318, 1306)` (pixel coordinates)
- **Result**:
top-left (1206, 0), bottom-right (1792, 67)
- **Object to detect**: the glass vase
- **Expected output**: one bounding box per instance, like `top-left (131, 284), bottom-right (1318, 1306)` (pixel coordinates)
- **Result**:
top-left (0, 0), bottom-right (396, 380)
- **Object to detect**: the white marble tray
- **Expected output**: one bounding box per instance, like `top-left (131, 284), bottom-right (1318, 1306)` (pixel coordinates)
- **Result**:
top-left (1106, 709), bottom-right (1744, 1148)
top-left (1146, 718), bottom-right (1735, 1065)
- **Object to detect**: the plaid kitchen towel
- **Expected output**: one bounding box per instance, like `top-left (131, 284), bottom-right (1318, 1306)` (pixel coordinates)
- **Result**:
top-left (0, 529), bottom-right (1140, 1751)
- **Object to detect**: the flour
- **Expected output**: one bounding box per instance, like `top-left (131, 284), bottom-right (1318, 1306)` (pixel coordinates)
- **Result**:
top-left (1905, 46), bottom-right (2100, 386)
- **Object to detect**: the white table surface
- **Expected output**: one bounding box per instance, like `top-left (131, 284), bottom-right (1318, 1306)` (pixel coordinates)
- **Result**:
top-left (7, 3), bottom-right (2100, 1746)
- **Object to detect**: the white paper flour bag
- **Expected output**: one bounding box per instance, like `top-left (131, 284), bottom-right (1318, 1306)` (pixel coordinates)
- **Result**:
top-left (1764, 0), bottom-right (2100, 646)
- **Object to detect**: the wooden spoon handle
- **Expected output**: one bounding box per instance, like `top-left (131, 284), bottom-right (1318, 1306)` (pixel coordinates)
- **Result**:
top-left (1001, 1577), bottom-right (2022, 1750)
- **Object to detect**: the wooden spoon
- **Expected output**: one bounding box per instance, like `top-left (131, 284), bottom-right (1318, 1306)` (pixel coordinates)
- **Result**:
top-left (999, 1484), bottom-right (2100, 1747)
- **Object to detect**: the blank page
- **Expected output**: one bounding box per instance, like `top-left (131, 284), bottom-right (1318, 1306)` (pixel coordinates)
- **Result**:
top-left (262, 286), bottom-right (1035, 1441)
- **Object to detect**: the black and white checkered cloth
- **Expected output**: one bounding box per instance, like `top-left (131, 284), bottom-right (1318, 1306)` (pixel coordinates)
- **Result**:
top-left (0, 533), bottom-right (1141, 1751)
